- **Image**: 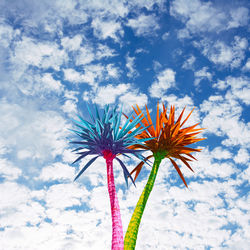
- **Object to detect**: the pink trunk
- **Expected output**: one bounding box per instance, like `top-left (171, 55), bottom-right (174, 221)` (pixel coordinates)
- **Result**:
top-left (106, 157), bottom-right (124, 250)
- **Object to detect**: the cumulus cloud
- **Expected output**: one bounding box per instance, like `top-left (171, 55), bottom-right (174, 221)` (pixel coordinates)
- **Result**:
top-left (213, 76), bottom-right (250, 105)
top-left (91, 83), bottom-right (130, 106)
top-left (234, 148), bottom-right (249, 164)
top-left (38, 162), bottom-right (75, 181)
top-left (106, 64), bottom-right (120, 78)
top-left (242, 58), bottom-right (250, 71)
top-left (0, 158), bottom-right (22, 180)
top-left (0, 24), bottom-right (14, 48)
top-left (14, 72), bottom-right (64, 97)
top-left (182, 55), bottom-right (196, 70)
top-left (65, 64), bottom-right (108, 88)
top-left (194, 67), bottom-right (212, 86)
top-left (171, 0), bottom-right (249, 36)
top-left (211, 147), bottom-right (232, 160)
top-left (149, 68), bottom-right (176, 98)
top-left (92, 17), bottom-right (123, 42)
top-left (0, 99), bottom-right (70, 165)
top-left (61, 35), bottom-right (83, 51)
top-left (125, 54), bottom-right (138, 78)
top-left (127, 14), bottom-right (160, 36)
top-left (96, 44), bottom-right (117, 60)
top-left (75, 46), bottom-right (95, 66)
top-left (12, 37), bottom-right (68, 71)
top-left (64, 68), bottom-right (84, 83)
top-left (228, 6), bottom-right (249, 29)
top-left (119, 90), bottom-right (148, 112)
top-left (200, 95), bottom-right (250, 147)
top-left (194, 36), bottom-right (248, 69)
top-left (162, 32), bottom-right (169, 40)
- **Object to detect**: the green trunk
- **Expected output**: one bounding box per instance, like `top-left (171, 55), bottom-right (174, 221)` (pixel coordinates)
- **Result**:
top-left (124, 151), bottom-right (165, 250)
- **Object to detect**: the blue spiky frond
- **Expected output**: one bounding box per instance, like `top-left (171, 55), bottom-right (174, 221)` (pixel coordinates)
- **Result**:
top-left (70, 104), bottom-right (152, 184)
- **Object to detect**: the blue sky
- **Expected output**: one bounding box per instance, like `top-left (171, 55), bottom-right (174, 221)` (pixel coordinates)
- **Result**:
top-left (0, 0), bottom-right (249, 249)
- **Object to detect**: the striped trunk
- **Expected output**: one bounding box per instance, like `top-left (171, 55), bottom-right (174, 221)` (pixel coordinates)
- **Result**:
top-left (106, 158), bottom-right (124, 250)
top-left (124, 154), bottom-right (163, 249)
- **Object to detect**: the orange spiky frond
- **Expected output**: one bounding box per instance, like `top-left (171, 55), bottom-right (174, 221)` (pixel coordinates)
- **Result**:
top-left (129, 103), bottom-right (205, 187)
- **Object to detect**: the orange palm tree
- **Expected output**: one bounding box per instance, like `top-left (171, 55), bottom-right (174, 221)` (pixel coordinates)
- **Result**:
top-left (124, 103), bottom-right (205, 249)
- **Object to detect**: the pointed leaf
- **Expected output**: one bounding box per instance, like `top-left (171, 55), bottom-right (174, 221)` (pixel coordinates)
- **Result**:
top-left (115, 157), bottom-right (135, 186)
top-left (74, 156), bottom-right (99, 181)
top-left (72, 151), bottom-right (91, 164)
top-left (169, 158), bottom-right (188, 188)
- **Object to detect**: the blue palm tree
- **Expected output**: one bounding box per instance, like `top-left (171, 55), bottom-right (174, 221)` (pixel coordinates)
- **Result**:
top-left (69, 104), bottom-right (152, 250)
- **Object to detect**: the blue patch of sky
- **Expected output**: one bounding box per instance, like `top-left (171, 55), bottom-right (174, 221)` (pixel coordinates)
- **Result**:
top-left (65, 203), bottom-right (91, 213)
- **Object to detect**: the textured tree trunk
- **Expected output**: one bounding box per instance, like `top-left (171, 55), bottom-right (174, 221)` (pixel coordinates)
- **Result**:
top-left (106, 157), bottom-right (124, 250)
top-left (124, 153), bottom-right (164, 250)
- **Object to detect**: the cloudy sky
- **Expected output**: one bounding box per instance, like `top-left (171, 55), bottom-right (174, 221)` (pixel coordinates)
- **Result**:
top-left (0, 0), bottom-right (249, 249)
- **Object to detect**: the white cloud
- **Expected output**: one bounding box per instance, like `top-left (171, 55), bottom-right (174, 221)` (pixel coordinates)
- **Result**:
top-left (194, 66), bottom-right (212, 86)
top-left (0, 99), bottom-right (70, 163)
top-left (92, 17), bottom-right (123, 42)
top-left (0, 158), bottom-right (22, 180)
top-left (62, 100), bottom-right (78, 115)
top-left (92, 83), bottom-right (130, 106)
top-left (228, 7), bottom-right (249, 29)
top-left (83, 0), bottom-right (128, 18)
top-left (13, 37), bottom-right (54, 66)
top-left (126, 55), bottom-right (138, 78)
top-left (75, 46), bottom-right (95, 66)
top-left (38, 162), bottom-right (75, 181)
top-left (213, 76), bottom-right (250, 105)
top-left (64, 64), bottom-right (107, 87)
top-left (212, 80), bottom-right (227, 90)
top-left (41, 73), bottom-right (63, 93)
top-left (225, 76), bottom-right (250, 105)
top-left (182, 55), bottom-right (196, 70)
top-left (12, 37), bottom-right (68, 71)
top-left (134, 48), bottom-right (149, 54)
top-left (171, 0), bottom-right (249, 36)
top-left (149, 68), bottom-right (176, 98)
top-left (200, 95), bottom-right (250, 147)
top-left (152, 60), bottom-right (162, 72)
top-left (106, 64), bottom-right (120, 78)
top-left (194, 36), bottom-right (248, 69)
top-left (162, 32), bottom-right (169, 40)
top-left (83, 81), bottom-right (148, 112)
top-left (17, 149), bottom-right (33, 160)
top-left (211, 147), bottom-right (232, 160)
top-left (82, 64), bottom-right (106, 87)
top-left (61, 35), bottom-right (82, 51)
top-left (63, 68), bottom-right (84, 83)
top-left (127, 14), bottom-right (160, 36)
top-left (234, 148), bottom-right (249, 164)
top-left (177, 28), bottom-right (191, 39)
top-left (119, 90), bottom-right (148, 112)
top-left (0, 181), bottom-right (44, 227)
top-left (13, 71), bottom-right (64, 96)
top-left (96, 44), bottom-right (116, 60)
top-left (0, 24), bottom-right (14, 48)
top-left (161, 94), bottom-right (194, 107)
top-left (45, 183), bottom-right (89, 210)
top-left (242, 58), bottom-right (250, 71)
top-left (128, 0), bottom-right (165, 11)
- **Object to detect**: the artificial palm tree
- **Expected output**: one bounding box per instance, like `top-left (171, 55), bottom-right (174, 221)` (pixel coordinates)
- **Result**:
top-left (70, 104), bottom-right (151, 250)
top-left (124, 103), bottom-right (205, 249)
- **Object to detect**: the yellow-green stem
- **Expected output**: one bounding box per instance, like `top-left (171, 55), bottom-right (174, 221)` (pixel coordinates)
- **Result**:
top-left (124, 151), bottom-right (165, 250)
